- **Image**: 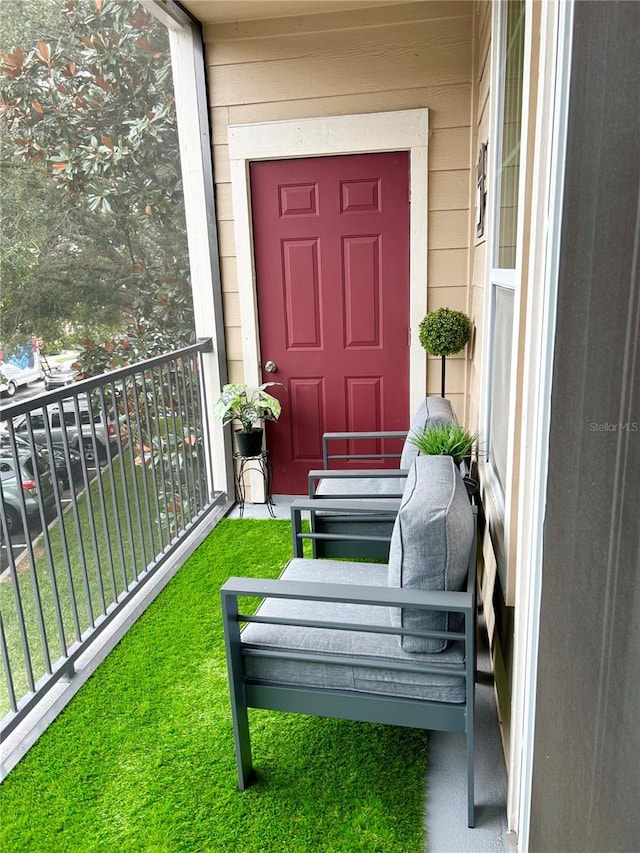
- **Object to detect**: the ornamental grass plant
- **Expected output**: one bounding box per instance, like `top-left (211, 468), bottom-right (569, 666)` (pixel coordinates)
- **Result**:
top-left (410, 423), bottom-right (477, 467)
top-left (0, 519), bottom-right (429, 853)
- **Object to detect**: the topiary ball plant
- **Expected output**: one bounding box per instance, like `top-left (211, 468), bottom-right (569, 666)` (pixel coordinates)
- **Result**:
top-left (418, 307), bottom-right (472, 397)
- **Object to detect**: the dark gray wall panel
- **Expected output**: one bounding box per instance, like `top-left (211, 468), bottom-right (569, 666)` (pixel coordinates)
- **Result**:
top-left (530, 2), bottom-right (640, 851)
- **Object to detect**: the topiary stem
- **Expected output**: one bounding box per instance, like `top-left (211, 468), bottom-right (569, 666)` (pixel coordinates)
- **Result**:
top-left (441, 354), bottom-right (446, 398)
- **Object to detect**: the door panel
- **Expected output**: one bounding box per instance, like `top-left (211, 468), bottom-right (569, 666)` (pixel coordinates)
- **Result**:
top-left (282, 239), bottom-right (322, 348)
top-left (343, 235), bottom-right (381, 347)
top-left (289, 378), bottom-right (325, 460)
top-left (346, 376), bottom-right (383, 459)
top-left (251, 152), bottom-right (410, 493)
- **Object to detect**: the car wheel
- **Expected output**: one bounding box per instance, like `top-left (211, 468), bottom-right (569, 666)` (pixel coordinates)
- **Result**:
top-left (4, 506), bottom-right (21, 535)
top-left (5, 381), bottom-right (17, 397)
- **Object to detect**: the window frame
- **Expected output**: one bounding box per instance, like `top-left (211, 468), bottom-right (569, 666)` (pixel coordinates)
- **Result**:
top-left (481, 0), bottom-right (531, 601)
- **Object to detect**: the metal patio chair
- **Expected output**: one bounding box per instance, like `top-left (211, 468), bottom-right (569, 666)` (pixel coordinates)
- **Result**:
top-left (307, 396), bottom-right (457, 559)
top-left (221, 454), bottom-right (478, 827)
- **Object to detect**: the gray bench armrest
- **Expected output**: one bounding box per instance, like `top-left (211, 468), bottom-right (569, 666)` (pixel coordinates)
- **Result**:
top-left (290, 497), bottom-right (401, 556)
top-left (323, 430), bottom-right (407, 441)
top-left (221, 576), bottom-right (474, 615)
top-left (309, 468), bottom-right (409, 479)
top-left (292, 497), bottom-right (401, 513)
top-left (322, 430), bottom-right (407, 467)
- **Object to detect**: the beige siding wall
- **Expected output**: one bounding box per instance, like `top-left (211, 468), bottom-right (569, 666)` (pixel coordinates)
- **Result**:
top-left (202, 0), bottom-right (474, 418)
top-left (467, 0), bottom-right (490, 433)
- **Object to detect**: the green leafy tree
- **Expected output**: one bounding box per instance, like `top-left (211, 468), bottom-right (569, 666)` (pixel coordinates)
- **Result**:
top-left (1, 0), bottom-right (201, 539)
top-left (0, 147), bottom-right (132, 348)
top-left (0, 0), bottom-right (194, 372)
top-left (0, 0), bottom-right (65, 49)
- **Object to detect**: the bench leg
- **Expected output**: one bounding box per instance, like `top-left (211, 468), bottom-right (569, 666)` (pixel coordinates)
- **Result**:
top-left (231, 699), bottom-right (254, 790)
top-left (466, 659), bottom-right (476, 828)
top-left (467, 722), bottom-right (475, 827)
top-left (222, 591), bottom-right (255, 790)
top-left (466, 588), bottom-right (477, 828)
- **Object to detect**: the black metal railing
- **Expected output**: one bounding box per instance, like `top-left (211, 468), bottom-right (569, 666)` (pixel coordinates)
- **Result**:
top-left (0, 341), bottom-right (224, 741)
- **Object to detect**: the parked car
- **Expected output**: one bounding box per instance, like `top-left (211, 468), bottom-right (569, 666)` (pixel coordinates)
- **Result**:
top-left (12, 398), bottom-right (121, 463)
top-left (0, 447), bottom-right (57, 535)
top-left (43, 359), bottom-right (81, 391)
top-left (40, 444), bottom-right (84, 489)
top-left (0, 428), bottom-right (83, 491)
top-left (0, 361), bottom-right (44, 398)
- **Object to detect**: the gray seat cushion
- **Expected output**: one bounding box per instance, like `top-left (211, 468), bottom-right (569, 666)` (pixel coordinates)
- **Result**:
top-left (241, 558), bottom-right (467, 704)
top-left (388, 455), bottom-right (473, 653)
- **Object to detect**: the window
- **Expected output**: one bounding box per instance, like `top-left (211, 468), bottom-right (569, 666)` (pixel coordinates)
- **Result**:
top-left (487, 0), bottom-right (526, 498)
top-left (490, 286), bottom-right (515, 489)
top-left (23, 458), bottom-right (37, 477)
top-left (497, 0), bottom-right (525, 269)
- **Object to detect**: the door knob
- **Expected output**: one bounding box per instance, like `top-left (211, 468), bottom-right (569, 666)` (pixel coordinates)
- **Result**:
top-left (264, 360), bottom-right (278, 373)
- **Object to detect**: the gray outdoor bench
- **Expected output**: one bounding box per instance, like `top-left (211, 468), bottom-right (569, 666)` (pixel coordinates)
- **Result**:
top-left (221, 454), bottom-right (478, 827)
top-left (307, 396), bottom-right (457, 559)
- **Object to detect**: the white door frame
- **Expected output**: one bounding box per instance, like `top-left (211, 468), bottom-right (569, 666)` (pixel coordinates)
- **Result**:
top-left (227, 109), bottom-right (429, 420)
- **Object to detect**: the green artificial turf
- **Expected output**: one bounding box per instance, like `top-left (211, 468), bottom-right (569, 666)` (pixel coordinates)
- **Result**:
top-left (0, 519), bottom-right (428, 853)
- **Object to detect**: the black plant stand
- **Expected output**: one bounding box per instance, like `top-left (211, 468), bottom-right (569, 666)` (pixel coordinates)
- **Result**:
top-left (233, 451), bottom-right (275, 518)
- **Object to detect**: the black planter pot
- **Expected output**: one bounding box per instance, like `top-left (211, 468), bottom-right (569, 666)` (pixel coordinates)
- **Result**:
top-left (463, 476), bottom-right (479, 498)
top-left (235, 428), bottom-right (263, 458)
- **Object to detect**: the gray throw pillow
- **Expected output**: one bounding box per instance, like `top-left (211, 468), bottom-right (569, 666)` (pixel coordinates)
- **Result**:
top-left (388, 455), bottom-right (473, 652)
top-left (399, 397), bottom-right (457, 469)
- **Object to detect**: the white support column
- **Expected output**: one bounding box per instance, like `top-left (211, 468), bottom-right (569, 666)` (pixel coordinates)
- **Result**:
top-left (167, 22), bottom-right (233, 500)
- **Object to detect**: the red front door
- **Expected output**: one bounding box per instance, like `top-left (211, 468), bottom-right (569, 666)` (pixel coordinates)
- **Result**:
top-left (250, 152), bottom-right (410, 494)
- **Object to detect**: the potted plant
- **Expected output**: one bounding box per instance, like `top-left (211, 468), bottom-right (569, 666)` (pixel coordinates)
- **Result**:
top-left (418, 307), bottom-right (472, 397)
top-left (409, 423), bottom-right (479, 496)
top-left (213, 382), bottom-right (283, 457)
top-left (409, 423), bottom-right (477, 466)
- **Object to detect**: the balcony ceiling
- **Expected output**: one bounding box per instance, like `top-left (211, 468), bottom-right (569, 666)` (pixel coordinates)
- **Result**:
top-left (180, 0), bottom-right (411, 24)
